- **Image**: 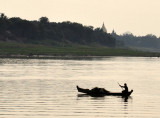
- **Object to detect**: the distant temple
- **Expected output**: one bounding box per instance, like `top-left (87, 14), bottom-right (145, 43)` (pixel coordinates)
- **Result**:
top-left (101, 22), bottom-right (107, 33)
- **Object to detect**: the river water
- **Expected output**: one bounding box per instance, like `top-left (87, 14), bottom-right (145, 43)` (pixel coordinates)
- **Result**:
top-left (0, 57), bottom-right (160, 118)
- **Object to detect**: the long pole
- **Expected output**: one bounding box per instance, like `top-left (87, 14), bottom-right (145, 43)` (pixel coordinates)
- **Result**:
top-left (118, 82), bottom-right (123, 90)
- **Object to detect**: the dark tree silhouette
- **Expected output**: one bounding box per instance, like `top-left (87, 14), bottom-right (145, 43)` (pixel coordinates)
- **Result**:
top-left (0, 13), bottom-right (7, 19)
top-left (39, 17), bottom-right (49, 24)
top-left (112, 31), bottom-right (160, 51)
top-left (0, 14), bottom-right (116, 47)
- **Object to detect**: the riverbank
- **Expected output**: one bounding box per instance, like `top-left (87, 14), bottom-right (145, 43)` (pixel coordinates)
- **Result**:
top-left (0, 42), bottom-right (160, 58)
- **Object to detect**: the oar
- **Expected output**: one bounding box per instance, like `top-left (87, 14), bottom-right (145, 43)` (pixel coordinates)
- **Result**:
top-left (117, 82), bottom-right (123, 90)
top-left (117, 82), bottom-right (121, 87)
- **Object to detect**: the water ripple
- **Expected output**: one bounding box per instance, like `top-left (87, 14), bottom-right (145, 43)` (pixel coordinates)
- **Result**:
top-left (0, 58), bottom-right (160, 118)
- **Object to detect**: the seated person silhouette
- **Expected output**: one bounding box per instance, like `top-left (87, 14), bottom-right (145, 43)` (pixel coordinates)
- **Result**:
top-left (119, 83), bottom-right (128, 94)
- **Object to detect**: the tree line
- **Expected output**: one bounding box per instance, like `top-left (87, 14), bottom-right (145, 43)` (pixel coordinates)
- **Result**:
top-left (112, 30), bottom-right (160, 51)
top-left (0, 13), bottom-right (116, 47)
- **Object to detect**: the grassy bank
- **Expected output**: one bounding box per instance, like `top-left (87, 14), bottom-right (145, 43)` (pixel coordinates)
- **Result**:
top-left (0, 41), bottom-right (160, 58)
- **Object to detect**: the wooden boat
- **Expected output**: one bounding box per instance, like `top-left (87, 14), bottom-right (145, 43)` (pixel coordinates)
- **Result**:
top-left (76, 86), bottom-right (133, 97)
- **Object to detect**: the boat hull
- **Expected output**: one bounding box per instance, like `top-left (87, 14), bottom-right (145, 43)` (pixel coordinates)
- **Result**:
top-left (76, 86), bottom-right (133, 97)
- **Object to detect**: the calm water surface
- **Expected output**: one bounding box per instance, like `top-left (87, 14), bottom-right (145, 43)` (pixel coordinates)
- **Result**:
top-left (0, 57), bottom-right (160, 118)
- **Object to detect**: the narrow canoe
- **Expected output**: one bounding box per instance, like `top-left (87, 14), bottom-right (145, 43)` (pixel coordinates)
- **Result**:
top-left (76, 86), bottom-right (133, 97)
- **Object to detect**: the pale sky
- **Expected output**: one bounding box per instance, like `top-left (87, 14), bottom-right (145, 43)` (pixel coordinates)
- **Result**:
top-left (1, 0), bottom-right (160, 36)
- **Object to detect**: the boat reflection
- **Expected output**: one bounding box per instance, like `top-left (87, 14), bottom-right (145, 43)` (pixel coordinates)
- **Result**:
top-left (120, 96), bottom-right (132, 102)
top-left (77, 94), bottom-right (132, 102)
top-left (77, 94), bottom-right (90, 97)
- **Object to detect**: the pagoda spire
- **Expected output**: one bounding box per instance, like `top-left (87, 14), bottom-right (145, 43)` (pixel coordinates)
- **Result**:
top-left (102, 22), bottom-right (107, 33)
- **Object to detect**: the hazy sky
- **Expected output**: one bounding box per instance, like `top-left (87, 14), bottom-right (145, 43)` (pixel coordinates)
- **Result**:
top-left (1, 0), bottom-right (160, 36)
